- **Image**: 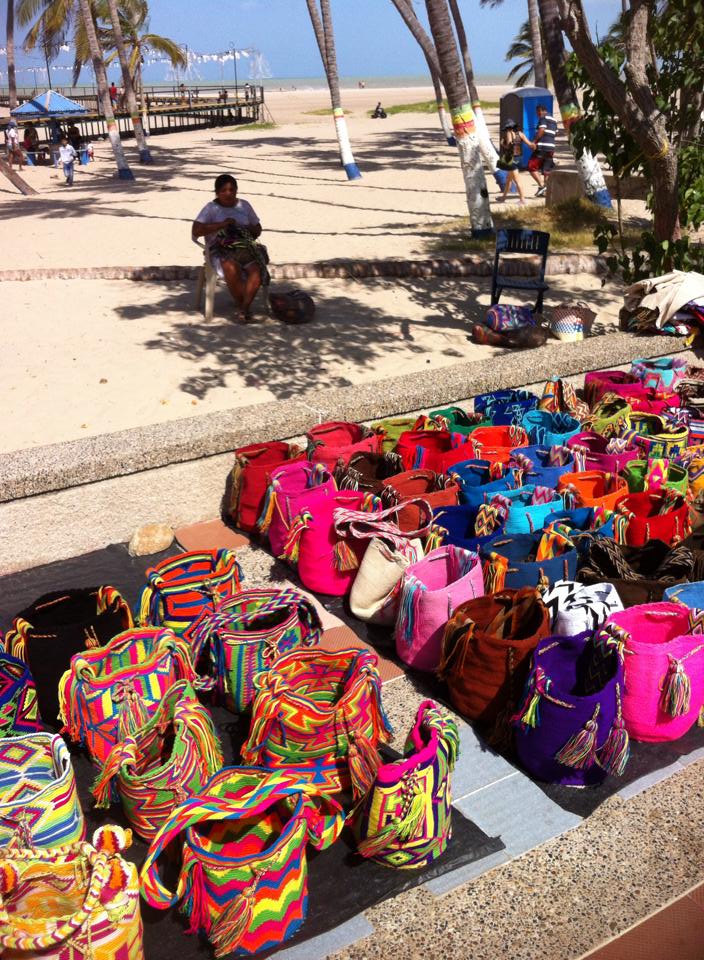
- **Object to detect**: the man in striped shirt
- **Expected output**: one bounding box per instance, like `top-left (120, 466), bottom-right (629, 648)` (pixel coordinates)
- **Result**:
top-left (527, 104), bottom-right (557, 197)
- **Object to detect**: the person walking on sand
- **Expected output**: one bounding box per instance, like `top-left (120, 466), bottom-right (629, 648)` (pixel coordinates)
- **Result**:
top-left (192, 173), bottom-right (267, 324)
top-left (497, 120), bottom-right (534, 205)
top-left (58, 136), bottom-right (78, 186)
top-left (527, 103), bottom-right (557, 197)
top-left (5, 120), bottom-right (24, 171)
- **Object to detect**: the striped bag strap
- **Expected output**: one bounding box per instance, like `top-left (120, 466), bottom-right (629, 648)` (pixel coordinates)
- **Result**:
top-left (333, 497), bottom-right (433, 548)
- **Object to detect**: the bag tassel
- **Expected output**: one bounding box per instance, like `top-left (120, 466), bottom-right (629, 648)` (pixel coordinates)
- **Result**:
top-left (256, 483), bottom-right (277, 533)
top-left (555, 703), bottom-right (601, 769)
top-left (210, 891), bottom-right (254, 958)
top-left (180, 700), bottom-right (224, 775)
top-left (483, 554), bottom-right (508, 594)
top-left (425, 523), bottom-right (446, 552)
top-left (333, 539), bottom-right (360, 572)
top-left (279, 510), bottom-right (312, 563)
top-left (116, 682), bottom-right (150, 741)
top-left (698, 704), bottom-right (704, 727)
top-left (92, 739), bottom-right (139, 807)
top-left (597, 685), bottom-right (630, 776)
top-left (397, 578), bottom-right (424, 646)
top-left (229, 457), bottom-right (245, 522)
top-left (357, 821), bottom-right (402, 858)
top-left (182, 861), bottom-right (211, 936)
top-left (347, 732), bottom-right (381, 799)
top-left (663, 656), bottom-right (691, 717)
top-left (512, 667), bottom-right (551, 729)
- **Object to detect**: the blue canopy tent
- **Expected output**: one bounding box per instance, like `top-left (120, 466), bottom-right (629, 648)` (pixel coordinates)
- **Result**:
top-left (11, 89), bottom-right (88, 119)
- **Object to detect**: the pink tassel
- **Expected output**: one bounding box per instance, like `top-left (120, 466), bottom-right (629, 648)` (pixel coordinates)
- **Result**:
top-left (183, 861), bottom-right (211, 935)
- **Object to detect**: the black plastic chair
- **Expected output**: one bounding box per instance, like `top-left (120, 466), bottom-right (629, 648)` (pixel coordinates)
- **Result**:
top-left (491, 228), bottom-right (550, 313)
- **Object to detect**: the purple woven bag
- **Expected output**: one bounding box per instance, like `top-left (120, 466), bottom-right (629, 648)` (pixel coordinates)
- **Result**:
top-left (513, 630), bottom-right (628, 786)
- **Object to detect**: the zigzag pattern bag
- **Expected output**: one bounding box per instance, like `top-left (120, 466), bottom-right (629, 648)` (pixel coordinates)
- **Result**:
top-left (140, 768), bottom-right (344, 958)
top-left (192, 587), bottom-right (323, 712)
top-left (92, 680), bottom-right (223, 842)
top-left (354, 701), bottom-right (459, 869)
top-left (137, 550), bottom-right (243, 648)
top-left (242, 647), bottom-right (393, 800)
top-left (0, 733), bottom-right (85, 849)
top-left (0, 653), bottom-right (41, 738)
top-left (58, 627), bottom-right (200, 763)
top-left (0, 824), bottom-right (142, 960)
top-left (4, 587), bottom-right (132, 726)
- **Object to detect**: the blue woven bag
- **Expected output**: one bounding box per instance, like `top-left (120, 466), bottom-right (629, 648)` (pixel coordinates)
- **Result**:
top-left (522, 410), bottom-right (581, 447)
top-left (432, 503), bottom-right (504, 554)
top-left (509, 445), bottom-right (576, 488)
top-left (480, 532), bottom-right (578, 592)
top-left (448, 460), bottom-right (517, 509)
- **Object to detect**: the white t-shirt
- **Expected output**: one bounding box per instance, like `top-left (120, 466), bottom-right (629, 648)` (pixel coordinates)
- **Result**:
top-left (59, 144), bottom-right (77, 164)
top-left (5, 126), bottom-right (19, 148)
top-left (194, 198), bottom-right (260, 250)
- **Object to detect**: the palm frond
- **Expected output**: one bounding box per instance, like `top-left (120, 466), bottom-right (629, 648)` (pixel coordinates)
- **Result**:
top-left (139, 34), bottom-right (186, 68)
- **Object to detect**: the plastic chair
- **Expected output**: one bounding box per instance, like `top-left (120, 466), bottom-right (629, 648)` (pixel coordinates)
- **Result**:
top-left (491, 228), bottom-right (550, 313)
top-left (193, 236), bottom-right (270, 320)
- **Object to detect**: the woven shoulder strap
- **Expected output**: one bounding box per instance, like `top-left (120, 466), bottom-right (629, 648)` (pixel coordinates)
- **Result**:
top-left (333, 497), bottom-right (433, 547)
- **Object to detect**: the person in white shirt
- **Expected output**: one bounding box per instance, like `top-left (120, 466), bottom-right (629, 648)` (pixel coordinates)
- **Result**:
top-left (58, 137), bottom-right (78, 186)
top-left (192, 173), bottom-right (265, 322)
top-left (5, 120), bottom-right (24, 171)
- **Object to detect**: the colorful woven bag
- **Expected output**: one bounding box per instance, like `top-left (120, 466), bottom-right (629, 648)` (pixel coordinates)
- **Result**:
top-left (446, 459), bottom-right (514, 509)
top-left (597, 603), bottom-right (704, 741)
top-left (428, 406), bottom-right (487, 437)
top-left (431, 502), bottom-right (504, 554)
top-left (0, 733), bottom-right (84, 849)
top-left (612, 490), bottom-right (690, 547)
top-left (281, 491), bottom-right (381, 595)
top-left (381, 470), bottom-right (460, 531)
top-left (395, 545), bottom-right (484, 672)
top-left (140, 768), bottom-right (344, 958)
top-left (4, 587), bottom-right (132, 726)
top-left (543, 506), bottom-right (615, 562)
top-left (0, 653), bottom-right (41, 738)
top-left (468, 424), bottom-right (530, 463)
top-left (137, 550), bottom-right (243, 648)
top-left (92, 680), bottom-right (223, 842)
top-left (493, 485), bottom-right (564, 535)
top-left (579, 537), bottom-right (696, 606)
top-left (439, 587), bottom-right (550, 734)
top-left (191, 587), bottom-right (322, 711)
top-left (481, 530), bottom-right (578, 592)
top-left (257, 459), bottom-right (336, 559)
top-left (474, 389), bottom-right (538, 422)
top-left (228, 441), bottom-right (305, 532)
top-left (541, 580), bottom-right (623, 635)
top-left (583, 395), bottom-right (632, 438)
top-left (557, 470), bottom-right (628, 512)
top-left (663, 582), bottom-right (704, 607)
top-left (354, 701), bottom-right (459, 869)
top-left (629, 412), bottom-right (688, 459)
top-left (508, 444), bottom-right (576, 488)
top-left (631, 356), bottom-right (688, 392)
top-left (521, 410), bottom-right (581, 447)
top-left (0, 824), bottom-right (142, 960)
top-left (621, 459), bottom-right (688, 495)
top-left (514, 631), bottom-right (628, 785)
top-left (370, 416), bottom-right (417, 452)
top-left (58, 627), bottom-right (200, 764)
top-left (584, 370), bottom-right (641, 408)
top-left (307, 421), bottom-right (382, 471)
top-left (485, 303), bottom-right (535, 331)
top-left (567, 431), bottom-right (640, 474)
top-left (395, 430), bottom-right (453, 472)
top-left (335, 450), bottom-right (404, 493)
top-left (242, 647), bottom-right (393, 799)
top-left (547, 302), bottom-right (595, 343)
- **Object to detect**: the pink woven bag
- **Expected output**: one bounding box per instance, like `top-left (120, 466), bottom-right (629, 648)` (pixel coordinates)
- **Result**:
top-left (567, 431), bottom-right (639, 474)
top-left (257, 460), bottom-right (336, 560)
top-left (282, 491), bottom-right (381, 595)
top-left (395, 546), bottom-right (484, 672)
top-left (308, 421), bottom-right (382, 471)
top-left (597, 603), bottom-right (704, 742)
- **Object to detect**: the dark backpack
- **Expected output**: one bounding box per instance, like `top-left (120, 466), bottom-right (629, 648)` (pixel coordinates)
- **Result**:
top-left (269, 289), bottom-right (316, 324)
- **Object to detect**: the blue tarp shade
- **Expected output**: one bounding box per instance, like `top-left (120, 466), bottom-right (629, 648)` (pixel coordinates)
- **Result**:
top-left (11, 89), bottom-right (88, 117)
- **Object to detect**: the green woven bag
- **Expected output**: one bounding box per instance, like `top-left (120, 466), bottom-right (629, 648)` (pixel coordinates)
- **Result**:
top-left (622, 460), bottom-right (689, 496)
top-left (371, 417), bottom-right (417, 453)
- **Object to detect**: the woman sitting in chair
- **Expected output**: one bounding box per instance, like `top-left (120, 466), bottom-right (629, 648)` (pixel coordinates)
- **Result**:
top-left (192, 173), bottom-right (268, 323)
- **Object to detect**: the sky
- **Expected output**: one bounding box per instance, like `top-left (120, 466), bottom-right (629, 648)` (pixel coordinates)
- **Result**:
top-left (6, 0), bottom-right (621, 85)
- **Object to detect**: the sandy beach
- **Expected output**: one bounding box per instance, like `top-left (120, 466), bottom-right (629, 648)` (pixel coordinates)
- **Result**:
top-left (1, 82), bottom-right (624, 454)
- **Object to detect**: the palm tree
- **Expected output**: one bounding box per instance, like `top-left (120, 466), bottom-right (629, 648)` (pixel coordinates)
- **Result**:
top-left (536, 0), bottom-right (612, 207)
top-left (505, 19), bottom-right (538, 87)
top-left (390, 0), bottom-right (455, 145)
top-left (424, 0), bottom-right (493, 234)
top-left (7, 0), bottom-right (18, 108)
top-left (527, 0), bottom-right (547, 86)
top-left (306, 0), bottom-right (361, 180)
top-left (104, 0), bottom-right (150, 161)
top-left (76, 0), bottom-right (134, 179)
top-left (446, 0), bottom-right (502, 181)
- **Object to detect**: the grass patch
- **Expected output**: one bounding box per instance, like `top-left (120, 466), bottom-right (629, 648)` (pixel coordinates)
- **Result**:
top-left (303, 108), bottom-right (352, 116)
top-left (426, 197), bottom-right (642, 253)
top-left (241, 121), bottom-right (277, 130)
top-left (367, 99), bottom-right (500, 117)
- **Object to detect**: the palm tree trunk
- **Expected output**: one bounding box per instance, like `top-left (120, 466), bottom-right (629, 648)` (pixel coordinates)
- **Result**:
top-left (77, 0), bottom-right (133, 180)
top-left (306, 0), bottom-right (361, 180)
top-left (6, 0), bottom-right (18, 109)
top-left (527, 0), bottom-right (547, 87)
top-left (390, 0), bottom-right (454, 144)
top-left (537, 0), bottom-right (612, 207)
top-left (105, 0), bottom-right (151, 162)
top-left (0, 157), bottom-right (37, 195)
top-left (425, 0), bottom-right (493, 234)
top-left (446, 0), bottom-right (502, 182)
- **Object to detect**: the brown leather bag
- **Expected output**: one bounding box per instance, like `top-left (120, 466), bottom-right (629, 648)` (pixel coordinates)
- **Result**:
top-left (438, 587), bottom-right (550, 736)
